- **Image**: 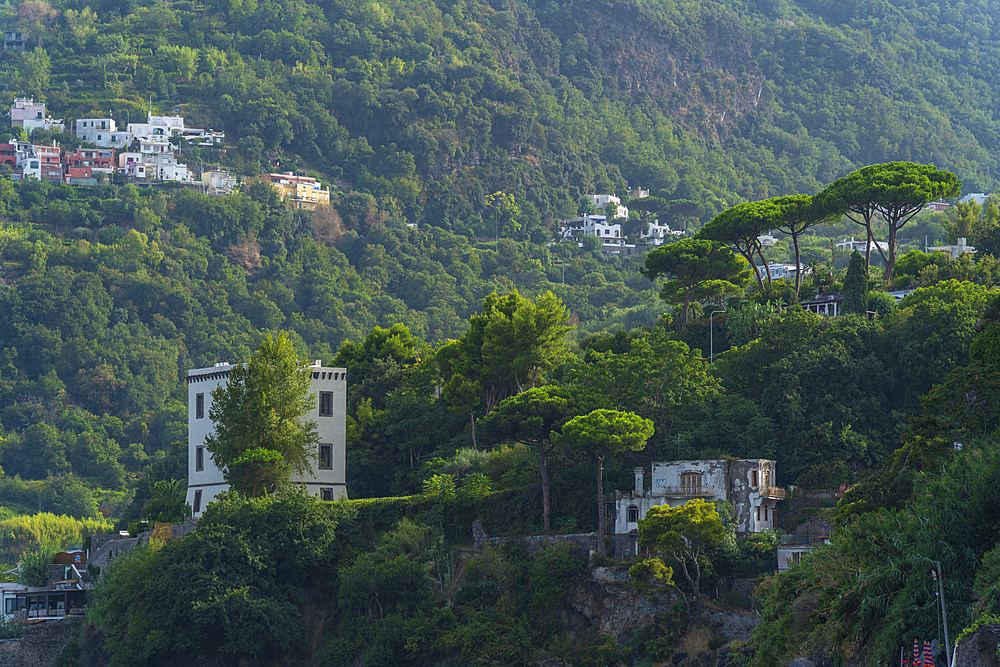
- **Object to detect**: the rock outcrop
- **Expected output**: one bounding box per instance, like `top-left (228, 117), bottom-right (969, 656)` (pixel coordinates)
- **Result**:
top-left (954, 624), bottom-right (1000, 667)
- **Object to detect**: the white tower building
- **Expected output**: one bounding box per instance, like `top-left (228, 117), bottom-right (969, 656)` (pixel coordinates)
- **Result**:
top-left (185, 361), bottom-right (348, 517)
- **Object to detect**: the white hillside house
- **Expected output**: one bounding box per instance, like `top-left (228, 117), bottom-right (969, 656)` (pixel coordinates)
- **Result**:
top-left (641, 219), bottom-right (685, 246)
top-left (186, 361), bottom-right (348, 517)
top-left (590, 194), bottom-right (629, 219)
top-left (75, 118), bottom-right (133, 149)
top-left (560, 214), bottom-right (622, 242)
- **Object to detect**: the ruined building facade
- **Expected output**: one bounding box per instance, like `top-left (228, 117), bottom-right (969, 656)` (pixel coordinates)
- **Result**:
top-left (613, 459), bottom-right (784, 559)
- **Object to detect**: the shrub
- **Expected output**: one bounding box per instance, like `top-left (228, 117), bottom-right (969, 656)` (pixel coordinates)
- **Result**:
top-left (17, 544), bottom-right (58, 587)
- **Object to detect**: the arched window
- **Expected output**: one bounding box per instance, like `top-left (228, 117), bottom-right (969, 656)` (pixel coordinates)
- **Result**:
top-left (627, 505), bottom-right (640, 522)
top-left (764, 468), bottom-right (771, 488)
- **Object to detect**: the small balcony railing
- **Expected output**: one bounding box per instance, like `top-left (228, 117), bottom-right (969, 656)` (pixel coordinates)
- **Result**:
top-left (653, 486), bottom-right (719, 498)
top-left (759, 485), bottom-right (786, 500)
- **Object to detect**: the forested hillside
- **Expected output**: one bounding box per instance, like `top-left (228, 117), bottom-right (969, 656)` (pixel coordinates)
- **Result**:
top-left (2, 0), bottom-right (1000, 234)
top-left (0, 0), bottom-right (999, 663)
top-left (0, 0), bottom-right (996, 554)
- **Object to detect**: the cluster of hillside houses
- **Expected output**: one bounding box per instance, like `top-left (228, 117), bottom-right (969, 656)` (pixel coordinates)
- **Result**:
top-left (558, 191), bottom-right (685, 255)
top-left (4, 97), bottom-right (333, 209)
top-left (6, 97), bottom-right (225, 185)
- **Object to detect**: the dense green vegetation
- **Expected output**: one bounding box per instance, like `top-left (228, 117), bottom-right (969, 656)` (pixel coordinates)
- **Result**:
top-left (0, 0), bottom-right (998, 661)
top-left (748, 301), bottom-right (1000, 666)
top-left (3, 0), bottom-right (1000, 235)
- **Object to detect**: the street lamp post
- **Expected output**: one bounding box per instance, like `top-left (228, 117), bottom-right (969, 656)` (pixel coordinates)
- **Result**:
top-left (932, 563), bottom-right (951, 667)
top-left (709, 307), bottom-right (727, 364)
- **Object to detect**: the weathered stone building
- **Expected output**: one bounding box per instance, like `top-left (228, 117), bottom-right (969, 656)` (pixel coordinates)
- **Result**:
top-left (613, 459), bottom-right (785, 559)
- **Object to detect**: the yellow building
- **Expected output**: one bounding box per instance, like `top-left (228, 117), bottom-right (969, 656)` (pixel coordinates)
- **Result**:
top-left (268, 172), bottom-right (331, 210)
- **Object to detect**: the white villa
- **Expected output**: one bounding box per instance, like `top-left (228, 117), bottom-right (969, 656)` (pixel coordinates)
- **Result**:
top-left (767, 262), bottom-right (805, 281)
top-left (642, 219), bottom-right (685, 246)
top-left (75, 118), bottom-right (133, 150)
top-left (927, 237), bottom-right (976, 259)
top-left (185, 361), bottom-right (348, 517)
top-left (836, 236), bottom-right (889, 254)
top-left (591, 194), bottom-right (629, 219)
top-left (613, 458), bottom-right (784, 558)
top-left (10, 97), bottom-right (64, 133)
top-left (127, 112), bottom-right (224, 147)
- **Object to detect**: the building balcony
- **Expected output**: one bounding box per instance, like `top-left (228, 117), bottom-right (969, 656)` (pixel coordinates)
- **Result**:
top-left (759, 485), bottom-right (786, 500)
top-left (653, 486), bottom-right (720, 499)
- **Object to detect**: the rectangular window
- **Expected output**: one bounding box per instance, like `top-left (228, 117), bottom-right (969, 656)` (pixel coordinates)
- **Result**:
top-left (321, 488), bottom-right (333, 501)
top-left (680, 472), bottom-right (702, 495)
top-left (193, 490), bottom-right (202, 514)
top-left (319, 391), bottom-right (333, 417)
top-left (196, 446), bottom-right (204, 472)
top-left (319, 444), bottom-right (333, 470)
top-left (792, 552), bottom-right (801, 565)
top-left (751, 469), bottom-right (759, 487)
top-left (756, 506), bottom-right (761, 522)
top-left (764, 507), bottom-right (769, 521)
top-left (196, 393), bottom-right (204, 419)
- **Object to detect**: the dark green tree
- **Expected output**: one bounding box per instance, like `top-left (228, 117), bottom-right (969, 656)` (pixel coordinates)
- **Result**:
top-left (770, 194), bottom-right (840, 297)
top-left (565, 331), bottom-right (722, 440)
top-left (842, 251), bottom-right (870, 315)
top-left (697, 200), bottom-right (783, 291)
top-left (480, 385), bottom-right (594, 530)
top-left (436, 291), bottom-right (573, 448)
top-left (142, 479), bottom-right (192, 523)
top-left (817, 162), bottom-right (961, 285)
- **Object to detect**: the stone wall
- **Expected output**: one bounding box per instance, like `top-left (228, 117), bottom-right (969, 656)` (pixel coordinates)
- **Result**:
top-left (614, 533), bottom-right (639, 560)
top-left (88, 537), bottom-right (140, 572)
top-left (47, 564), bottom-right (64, 586)
top-left (705, 609), bottom-right (761, 642)
top-left (472, 521), bottom-right (598, 556)
top-left (714, 576), bottom-right (757, 602)
top-left (0, 618), bottom-right (79, 667)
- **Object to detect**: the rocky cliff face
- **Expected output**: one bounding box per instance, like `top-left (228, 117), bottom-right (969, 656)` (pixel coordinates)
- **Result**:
top-left (482, 0), bottom-right (769, 141)
top-left (562, 565), bottom-right (761, 667)
top-left (954, 624), bottom-right (1000, 667)
top-left (562, 566), bottom-right (678, 641)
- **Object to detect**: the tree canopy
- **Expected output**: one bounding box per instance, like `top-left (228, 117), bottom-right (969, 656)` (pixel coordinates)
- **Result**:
top-left (436, 290), bottom-right (573, 448)
top-left (817, 162), bottom-right (961, 284)
top-left (769, 194), bottom-right (840, 296)
top-left (642, 239), bottom-right (751, 329)
top-left (697, 200), bottom-right (785, 290)
top-left (553, 409), bottom-right (653, 553)
top-left (638, 499), bottom-right (725, 627)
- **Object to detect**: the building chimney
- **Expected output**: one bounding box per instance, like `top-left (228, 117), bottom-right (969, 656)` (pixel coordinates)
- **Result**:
top-left (634, 467), bottom-right (644, 495)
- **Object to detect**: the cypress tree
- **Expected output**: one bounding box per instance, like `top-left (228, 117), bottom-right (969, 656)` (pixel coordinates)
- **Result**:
top-left (842, 250), bottom-right (870, 315)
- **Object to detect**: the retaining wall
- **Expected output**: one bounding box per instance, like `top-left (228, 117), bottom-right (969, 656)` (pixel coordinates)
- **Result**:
top-left (0, 618), bottom-right (78, 667)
